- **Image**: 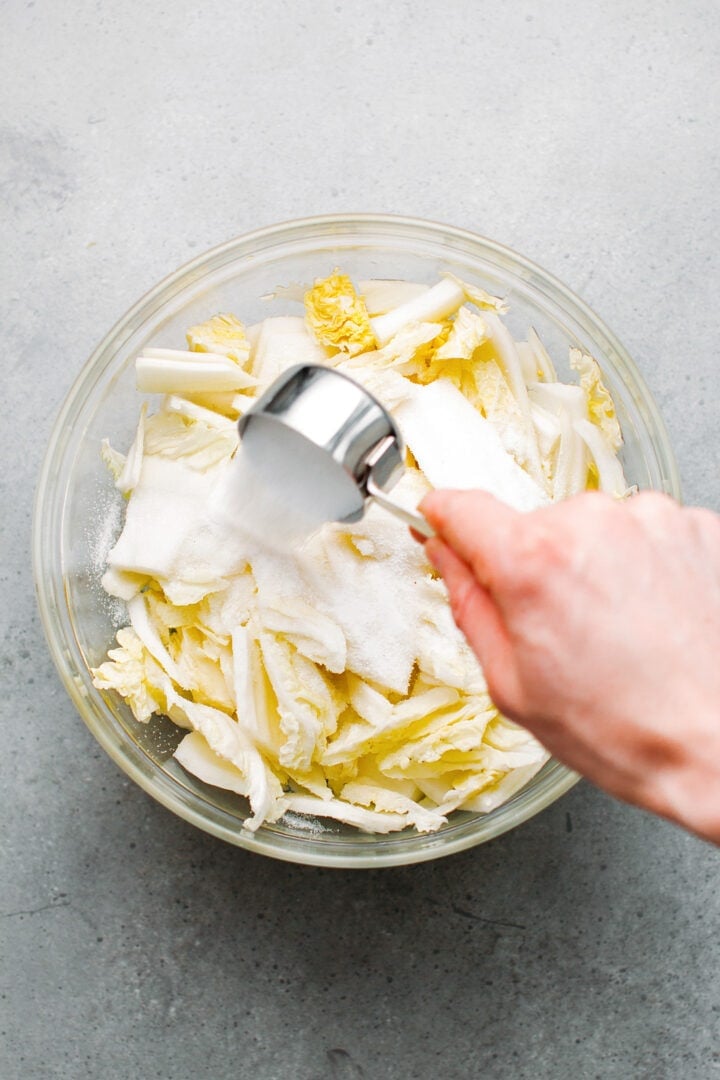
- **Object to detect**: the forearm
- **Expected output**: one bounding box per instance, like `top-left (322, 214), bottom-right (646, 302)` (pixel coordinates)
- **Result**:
top-left (500, 702), bottom-right (720, 846)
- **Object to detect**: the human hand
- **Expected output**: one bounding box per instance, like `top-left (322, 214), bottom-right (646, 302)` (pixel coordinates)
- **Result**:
top-left (421, 489), bottom-right (720, 844)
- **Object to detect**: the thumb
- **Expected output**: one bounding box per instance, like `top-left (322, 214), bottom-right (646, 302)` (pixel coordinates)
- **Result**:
top-left (425, 538), bottom-right (523, 715)
top-left (421, 490), bottom-right (520, 601)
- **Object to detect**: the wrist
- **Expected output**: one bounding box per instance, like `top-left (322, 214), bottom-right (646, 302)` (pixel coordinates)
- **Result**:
top-left (646, 755), bottom-right (720, 845)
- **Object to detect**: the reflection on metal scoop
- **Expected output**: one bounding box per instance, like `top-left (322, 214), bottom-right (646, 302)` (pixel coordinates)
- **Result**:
top-left (237, 364), bottom-right (434, 538)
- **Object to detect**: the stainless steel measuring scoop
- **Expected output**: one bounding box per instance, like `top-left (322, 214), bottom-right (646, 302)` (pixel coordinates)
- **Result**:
top-left (237, 364), bottom-right (434, 538)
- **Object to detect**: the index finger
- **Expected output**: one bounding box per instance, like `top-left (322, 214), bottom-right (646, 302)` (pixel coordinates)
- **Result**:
top-left (420, 490), bottom-right (520, 594)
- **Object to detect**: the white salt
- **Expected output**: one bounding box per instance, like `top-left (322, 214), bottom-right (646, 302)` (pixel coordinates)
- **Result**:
top-left (89, 489), bottom-right (123, 577)
top-left (214, 417), bottom-right (364, 552)
top-left (245, 470), bottom-right (433, 695)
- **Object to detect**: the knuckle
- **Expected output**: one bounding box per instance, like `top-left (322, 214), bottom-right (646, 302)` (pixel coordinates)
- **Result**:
top-left (685, 505), bottom-right (720, 532)
top-left (629, 490), bottom-right (678, 521)
top-left (511, 524), bottom-right (567, 586)
top-left (485, 672), bottom-right (523, 721)
top-left (684, 505), bottom-right (720, 557)
top-left (448, 578), bottom-right (476, 630)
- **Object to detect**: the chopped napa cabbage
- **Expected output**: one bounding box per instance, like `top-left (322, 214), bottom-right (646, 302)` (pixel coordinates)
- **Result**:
top-left (432, 306), bottom-right (488, 361)
top-left (461, 760), bottom-right (550, 812)
top-left (162, 394), bottom-right (237, 430)
top-left (484, 714), bottom-right (542, 751)
top-left (528, 380), bottom-right (587, 421)
top-left (101, 567), bottom-right (150, 601)
top-left (376, 700), bottom-right (497, 772)
top-left (482, 313), bottom-right (545, 488)
top-left (127, 592), bottom-right (188, 690)
top-left (142, 411), bottom-right (238, 470)
top-left (529, 401), bottom-right (561, 456)
top-left (442, 272), bottom-right (509, 315)
top-left (101, 439), bottom-right (127, 484)
top-left (231, 625), bottom-right (284, 756)
top-left (516, 341), bottom-right (538, 384)
top-left (144, 592), bottom-right (204, 632)
top-left (284, 762), bottom-right (333, 801)
top-left (340, 320), bottom-right (447, 376)
top-left (527, 385), bottom-right (588, 500)
top-left (339, 781), bottom-right (447, 833)
top-left (258, 596), bottom-right (347, 674)
top-left (358, 279), bottom-right (429, 316)
top-left (528, 327), bottom-right (558, 382)
top-left (171, 390), bottom-right (248, 418)
top-left (464, 357), bottom-right (532, 468)
top-left (415, 579), bottom-right (487, 694)
top-left (197, 574), bottom-right (256, 640)
top-left (348, 757), bottom-right (420, 799)
top-left (322, 686), bottom-right (460, 767)
top-left (112, 403), bottom-right (147, 495)
top-left (574, 418), bottom-right (630, 497)
top-left (433, 773), bottom-right (509, 815)
top-left (106, 456), bottom-right (246, 593)
top-left (166, 689), bottom-right (284, 830)
top-left (367, 274), bottom-right (504, 351)
top-left (281, 793), bottom-right (409, 834)
top-left (252, 316), bottom-right (329, 384)
top-left (346, 675), bottom-right (394, 725)
top-left (242, 482), bottom-right (434, 697)
top-left (91, 626), bottom-right (169, 723)
top-left (340, 364), bottom-right (417, 411)
top-left (186, 313), bottom-right (251, 368)
top-left (245, 321), bottom-right (262, 351)
top-left (304, 273), bottom-right (377, 355)
top-left (259, 632), bottom-right (340, 772)
top-left (529, 402), bottom-right (562, 490)
top-left (94, 268), bottom-right (631, 835)
top-left (394, 378), bottom-right (549, 512)
top-left (137, 351), bottom-right (257, 394)
top-left (570, 348), bottom-right (622, 450)
top-left (170, 625), bottom-right (235, 711)
top-left (552, 412), bottom-right (589, 501)
top-left (174, 729), bottom-right (253, 797)
top-left (370, 277), bottom-right (465, 346)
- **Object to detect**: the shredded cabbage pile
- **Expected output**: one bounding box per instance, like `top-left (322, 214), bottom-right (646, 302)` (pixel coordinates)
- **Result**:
top-left (92, 271), bottom-right (628, 834)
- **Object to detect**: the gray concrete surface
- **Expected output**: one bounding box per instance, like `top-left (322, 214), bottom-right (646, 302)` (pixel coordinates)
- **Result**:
top-left (2, 1), bottom-right (719, 1077)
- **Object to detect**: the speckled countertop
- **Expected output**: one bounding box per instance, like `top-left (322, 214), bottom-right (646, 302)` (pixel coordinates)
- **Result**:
top-left (2, 2), bottom-right (718, 1078)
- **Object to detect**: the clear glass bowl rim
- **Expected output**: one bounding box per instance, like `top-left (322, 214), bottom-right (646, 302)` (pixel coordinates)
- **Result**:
top-left (33, 213), bottom-right (681, 868)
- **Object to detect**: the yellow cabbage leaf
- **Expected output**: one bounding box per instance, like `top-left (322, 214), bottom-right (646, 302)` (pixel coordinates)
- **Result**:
top-left (91, 627), bottom-right (168, 723)
top-left (186, 313), bottom-right (251, 367)
top-left (304, 272), bottom-right (377, 355)
top-left (341, 320), bottom-right (449, 378)
top-left (570, 348), bottom-right (622, 450)
top-left (433, 306), bottom-right (488, 361)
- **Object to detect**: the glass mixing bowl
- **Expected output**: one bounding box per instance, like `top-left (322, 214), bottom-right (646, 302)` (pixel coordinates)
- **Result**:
top-left (33, 214), bottom-right (680, 867)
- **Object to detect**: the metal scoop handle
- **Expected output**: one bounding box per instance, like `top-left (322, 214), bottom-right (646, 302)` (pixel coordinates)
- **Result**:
top-left (363, 437), bottom-right (435, 538)
top-left (238, 365), bottom-right (435, 538)
top-left (365, 474), bottom-right (435, 538)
